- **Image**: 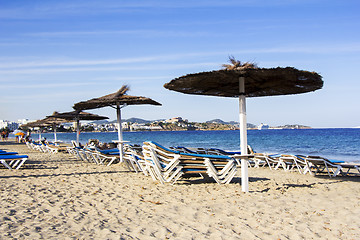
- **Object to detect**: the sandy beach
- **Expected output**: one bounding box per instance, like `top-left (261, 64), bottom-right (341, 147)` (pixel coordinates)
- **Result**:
top-left (0, 140), bottom-right (359, 239)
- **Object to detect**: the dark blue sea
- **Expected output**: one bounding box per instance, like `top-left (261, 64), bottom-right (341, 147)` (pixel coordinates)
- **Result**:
top-left (29, 128), bottom-right (360, 163)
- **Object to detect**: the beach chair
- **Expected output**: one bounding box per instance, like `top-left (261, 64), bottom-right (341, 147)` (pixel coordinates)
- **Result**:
top-left (123, 144), bottom-right (147, 173)
top-left (273, 155), bottom-right (303, 173)
top-left (91, 151), bottom-right (119, 166)
top-left (25, 141), bottom-right (33, 150)
top-left (169, 146), bottom-right (198, 154)
top-left (0, 151), bottom-right (18, 155)
top-left (337, 162), bottom-right (360, 176)
top-left (0, 154), bottom-right (28, 170)
top-left (248, 153), bottom-right (281, 170)
top-left (276, 155), bottom-right (308, 174)
top-left (297, 155), bottom-right (343, 177)
top-left (142, 143), bottom-right (184, 184)
top-left (45, 142), bottom-right (68, 153)
top-left (87, 145), bottom-right (119, 155)
top-left (28, 141), bottom-right (46, 152)
top-left (143, 141), bottom-right (237, 184)
top-left (204, 158), bottom-right (237, 184)
top-left (84, 145), bottom-right (120, 166)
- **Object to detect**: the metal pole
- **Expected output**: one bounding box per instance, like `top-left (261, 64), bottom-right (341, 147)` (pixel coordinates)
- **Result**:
top-left (76, 118), bottom-right (80, 146)
top-left (239, 76), bottom-right (249, 192)
top-left (116, 103), bottom-right (124, 162)
top-left (53, 124), bottom-right (57, 143)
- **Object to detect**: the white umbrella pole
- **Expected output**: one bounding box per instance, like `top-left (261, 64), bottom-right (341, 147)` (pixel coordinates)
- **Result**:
top-left (76, 119), bottom-right (80, 146)
top-left (239, 77), bottom-right (249, 192)
top-left (53, 124), bottom-right (57, 143)
top-left (116, 103), bottom-right (124, 162)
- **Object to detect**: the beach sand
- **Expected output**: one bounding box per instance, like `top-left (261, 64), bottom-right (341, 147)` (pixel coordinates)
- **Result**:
top-left (1, 140), bottom-right (359, 239)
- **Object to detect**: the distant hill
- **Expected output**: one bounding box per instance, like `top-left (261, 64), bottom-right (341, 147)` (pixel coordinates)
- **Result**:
top-left (205, 119), bottom-right (256, 128)
top-left (90, 120), bottom-right (109, 124)
top-left (247, 123), bottom-right (257, 128)
top-left (123, 118), bottom-right (151, 124)
top-left (206, 119), bottom-right (227, 124)
top-left (91, 118), bottom-right (257, 128)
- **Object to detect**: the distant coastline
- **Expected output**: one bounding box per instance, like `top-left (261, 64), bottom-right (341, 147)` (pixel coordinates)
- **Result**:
top-left (19, 117), bottom-right (312, 133)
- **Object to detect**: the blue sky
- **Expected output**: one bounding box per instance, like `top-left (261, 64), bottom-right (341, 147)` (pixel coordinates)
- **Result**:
top-left (0, 0), bottom-right (359, 128)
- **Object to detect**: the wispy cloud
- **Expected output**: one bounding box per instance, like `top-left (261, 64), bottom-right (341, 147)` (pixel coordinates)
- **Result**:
top-left (26, 30), bottom-right (209, 38)
top-left (0, 56), bottom-right (162, 69)
top-left (0, 82), bottom-right (99, 90)
top-left (0, 0), bottom-right (324, 20)
top-left (1, 43), bottom-right (359, 71)
top-left (0, 62), bottom-right (218, 75)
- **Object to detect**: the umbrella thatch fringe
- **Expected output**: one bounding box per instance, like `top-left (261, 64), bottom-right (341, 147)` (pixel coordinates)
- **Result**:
top-left (222, 56), bottom-right (258, 70)
top-left (115, 85), bottom-right (130, 97)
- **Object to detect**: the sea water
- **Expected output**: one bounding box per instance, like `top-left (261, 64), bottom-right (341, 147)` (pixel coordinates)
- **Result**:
top-left (29, 128), bottom-right (360, 163)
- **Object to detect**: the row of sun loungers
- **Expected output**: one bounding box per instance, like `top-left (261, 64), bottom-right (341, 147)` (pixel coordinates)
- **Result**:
top-left (23, 139), bottom-right (360, 181)
top-left (26, 140), bottom-right (69, 154)
top-left (251, 153), bottom-right (360, 177)
top-left (128, 142), bottom-right (360, 183)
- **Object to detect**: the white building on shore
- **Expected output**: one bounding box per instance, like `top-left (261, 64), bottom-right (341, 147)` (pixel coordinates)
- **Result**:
top-left (258, 123), bottom-right (269, 130)
top-left (0, 120), bottom-right (19, 131)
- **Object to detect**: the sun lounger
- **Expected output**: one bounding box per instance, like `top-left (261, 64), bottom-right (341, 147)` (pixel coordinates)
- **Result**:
top-left (204, 158), bottom-right (237, 184)
top-left (0, 151), bottom-right (18, 155)
top-left (91, 151), bottom-right (119, 166)
top-left (0, 154), bottom-right (28, 169)
top-left (337, 162), bottom-right (360, 176)
top-left (142, 143), bottom-right (184, 184)
top-left (169, 146), bottom-right (198, 154)
top-left (123, 144), bottom-right (147, 173)
top-left (27, 141), bottom-right (46, 152)
top-left (298, 155), bottom-right (360, 177)
top-left (248, 153), bottom-right (281, 170)
top-left (143, 141), bottom-right (237, 184)
top-left (45, 142), bottom-right (68, 153)
top-left (296, 155), bottom-right (344, 177)
top-left (276, 155), bottom-right (307, 173)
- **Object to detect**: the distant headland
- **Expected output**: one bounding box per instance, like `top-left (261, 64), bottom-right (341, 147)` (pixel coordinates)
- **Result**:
top-left (14, 116), bottom-right (311, 133)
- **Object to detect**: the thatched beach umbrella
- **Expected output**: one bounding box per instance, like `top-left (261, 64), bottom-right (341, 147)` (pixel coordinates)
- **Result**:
top-left (47, 111), bottom-right (109, 146)
top-left (21, 119), bottom-right (50, 140)
top-left (22, 116), bottom-right (70, 142)
top-left (164, 57), bottom-right (323, 192)
top-left (73, 85), bottom-right (161, 161)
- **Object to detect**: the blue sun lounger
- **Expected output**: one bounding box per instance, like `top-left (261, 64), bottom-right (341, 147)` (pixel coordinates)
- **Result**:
top-left (0, 151), bottom-right (19, 155)
top-left (0, 154), bottom-right (28, 170)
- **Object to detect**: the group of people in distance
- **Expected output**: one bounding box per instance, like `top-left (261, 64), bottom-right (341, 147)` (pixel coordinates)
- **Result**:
top-left (1, 130), bottom-right (9, 141)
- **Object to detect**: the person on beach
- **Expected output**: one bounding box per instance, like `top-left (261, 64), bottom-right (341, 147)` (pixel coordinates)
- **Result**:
top-left (24, 131), bottom-right (31, 142)
top-left (40, 137), bottom-right (47, 145)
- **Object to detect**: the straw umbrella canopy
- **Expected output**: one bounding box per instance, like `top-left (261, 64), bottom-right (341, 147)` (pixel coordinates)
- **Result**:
top-left (164, 57), bottom-right (323, 192)
top-left (47, 111), bottom-right (109, 145)
top-left (21, 116), bottom-right (70, 141)
top-left (73, 85), bottom-right (162, 161)
top-left (21, 120), bottom-right (48, 141)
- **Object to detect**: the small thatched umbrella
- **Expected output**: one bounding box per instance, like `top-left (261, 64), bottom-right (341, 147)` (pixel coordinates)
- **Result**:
top-left (47, 111), bottom-right (109, 146)
top-left (73, 85), bottom-right (161, 161)
top-left (22, 119), bottom-right (49, 140)
top-left (22, 116), bottom-right (70, 142)
top-left (164, 57), bottom-right (323, 192)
